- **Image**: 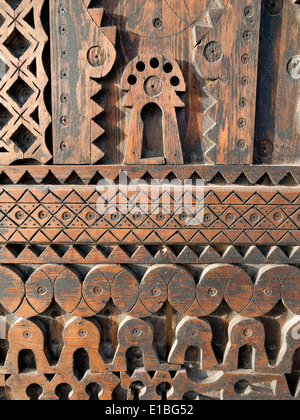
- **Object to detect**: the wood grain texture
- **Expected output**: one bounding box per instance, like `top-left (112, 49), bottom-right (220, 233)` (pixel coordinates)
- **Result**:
top-left (1, 263), bottom-right (298, 319)
top-left (0, 261), bottom-right (299, 399)
top-left (43, 0), bottom-right (260, 165)
top-left (0, 164), bottom-right (300, 185)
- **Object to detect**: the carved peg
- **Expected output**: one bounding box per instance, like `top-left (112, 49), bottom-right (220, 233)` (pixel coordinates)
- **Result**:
top-left (112, 317), bottom-right (160, 372)
top-left (168, 317), bottom-right (218, 370)
top-left (223, 315), bottom-right (270, 372)
top-left (57, 317), bottom-right (105, 373)
top-left (122, 53), bottom-right (185, 165)
top-left (5, 319), bottom-right (53, 375)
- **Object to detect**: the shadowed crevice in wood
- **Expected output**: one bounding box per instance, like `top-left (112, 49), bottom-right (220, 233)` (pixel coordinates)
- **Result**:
top-left (238, 345), bottom-right (254, 370)
top-left (141, 103), bottom-right (164, 160)
top-left (126, 347), bottom-right (144, 375)
top-left (73, 348), bottom-right (90, 380)
top-left (18, 350), bottom-right (37, 374)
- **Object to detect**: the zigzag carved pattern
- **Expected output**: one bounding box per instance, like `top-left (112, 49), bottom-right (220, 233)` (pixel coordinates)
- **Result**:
top-left (192, 0), bottom-right (227, 46)
top-left (0, 166), bottom-right (299, 185)
top-left (0, 244), bottom-right (299, 265)
top-left (193, 0), bottom-right (261, 164)
top-left (49, 0), bottom-right (116, 164)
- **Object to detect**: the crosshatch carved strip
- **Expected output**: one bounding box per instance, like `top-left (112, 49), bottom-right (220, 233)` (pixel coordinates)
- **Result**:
top-left (0, 185), bottom-right (299, 245)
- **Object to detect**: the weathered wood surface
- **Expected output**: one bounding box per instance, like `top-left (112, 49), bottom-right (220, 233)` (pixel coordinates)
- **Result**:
top-left (0, 0), bottom-right (299, 401)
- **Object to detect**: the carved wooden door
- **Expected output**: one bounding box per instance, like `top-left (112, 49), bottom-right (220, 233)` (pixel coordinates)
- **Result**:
top-left (0, 0), bottom-right (299, 400)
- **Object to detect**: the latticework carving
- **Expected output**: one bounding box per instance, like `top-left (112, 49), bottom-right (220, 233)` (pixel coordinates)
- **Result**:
top-left (0, 0), bottom-right (51, 164)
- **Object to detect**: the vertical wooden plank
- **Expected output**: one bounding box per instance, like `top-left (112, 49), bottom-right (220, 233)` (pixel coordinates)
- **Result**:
top-left (49, 0), bottom-right (116, 164)
top-left (193, 0), bottom-right (261, 164)
top-left (254, 0), bottom-right (300, 165)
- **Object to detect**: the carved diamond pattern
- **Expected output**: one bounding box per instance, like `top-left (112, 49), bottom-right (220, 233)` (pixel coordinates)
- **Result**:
top-left (0, 0), bottom-right (51, 164)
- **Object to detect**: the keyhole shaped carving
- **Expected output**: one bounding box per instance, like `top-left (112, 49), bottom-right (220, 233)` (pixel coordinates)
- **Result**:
top-left (122, 53), bottom-right (186, 165)
top-left (141, 103), bottom-right (164, 161)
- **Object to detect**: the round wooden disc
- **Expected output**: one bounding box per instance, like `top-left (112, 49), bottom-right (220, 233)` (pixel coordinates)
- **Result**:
top-left (169, 268), bottom-right (196, 313)
top-left (282, 267), bottom-right (300, 314)
top-left (254, 267), bottom-right (282, 315)
top-left (54, 267), bottom-right (82, 313)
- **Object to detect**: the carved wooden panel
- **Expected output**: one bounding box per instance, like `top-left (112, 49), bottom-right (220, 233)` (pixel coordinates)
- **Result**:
top-left (0, 0), bottom-right (299, 401)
